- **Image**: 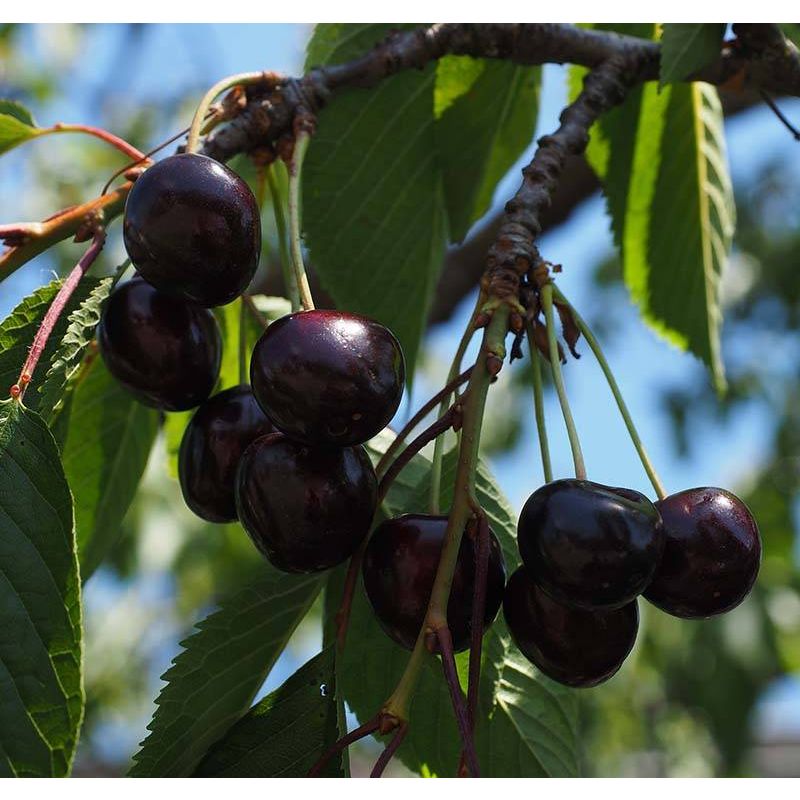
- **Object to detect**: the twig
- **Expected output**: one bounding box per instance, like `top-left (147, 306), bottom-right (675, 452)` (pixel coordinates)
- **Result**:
top-left (758, 89), bottom-right (800, 140)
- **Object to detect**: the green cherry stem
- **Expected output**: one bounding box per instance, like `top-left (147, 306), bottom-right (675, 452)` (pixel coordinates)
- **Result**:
top-left (238, 298), bottom-right (248, 386)
top-left (553, 287), bottom-right (667, 499)
top-left (185, 71), bottom-right (267, 154)
top-left (430, 295), bottom-right (484, 513)
top-left (526, 322), bottom-right (553, 483)
top-left (265, 163), bottom-right (300, 311)
top-left (541, 283), bottom-right (586, 481)
top-left (287, 131), bottom-right (315, 312)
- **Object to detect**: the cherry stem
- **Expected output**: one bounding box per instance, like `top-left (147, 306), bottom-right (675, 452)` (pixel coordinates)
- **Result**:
top-left (370, 722), bottom-right (409, 778)
top-left (186, 71), bottom-right (267, 154)
top-left (238, 298), bottom-right (248, 385)
top-left (266, 162), bottom-right (300, 311)
top-left (375, 366), bottom-right (474, 478)
top-left (12, 228), bottom-right (106, 401)
top-left (287, 130), bottom-right (315, 311)
top-left (430, 295), bottom-right (485, 514)
top-left (335, 539), bottom-right (367, 653)
top-left (466, 515), bottom-right (489, 732)
top-left (553, 287), bottom-right (667, 499)
top-left (307, 715), bottom-right (381, 777)
top-left (526, 321), bottom-right (553, 483)
top-left (242, 294), bottom-right (268, 329)
top-left (541, 283), bottom-right (586, 481)
top-left (48, 124), bottom-right (145, 162)
top-left (377, 406), bottom-right (458, 505)
top-left (434, 626), bottom-right (480, 778)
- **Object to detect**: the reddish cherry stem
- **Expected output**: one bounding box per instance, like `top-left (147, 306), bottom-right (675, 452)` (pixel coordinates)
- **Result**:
top-left (375, 366), bottom-right (473, 477)
top-left (457, 514), bottom-right (490, 775)
top-left (335, 539), bottom-right (368, 652)
top-left (52, 124), bottom-right (145, 161)
top-left (434, 626), bottom-right (481, 778)
top-left (12, 229), bottom-right (106, 401)
top-left (307, 715), bottom-right (381, 777)
top-left (377, 406), bottom-right (459, 504)
top-left (370, 722), bottom-right (409, 778)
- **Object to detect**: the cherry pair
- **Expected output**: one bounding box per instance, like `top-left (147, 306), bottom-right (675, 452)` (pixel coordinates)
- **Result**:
top-left (504, 479), bottom-right (761, 688)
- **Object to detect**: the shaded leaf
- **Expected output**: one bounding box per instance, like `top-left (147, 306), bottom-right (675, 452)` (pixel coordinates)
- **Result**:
top-left (437, 60), bottom-right (540, 241)
top-left (59, 357), bottom-right (159, 579)
top-left (38, 277), bottom-right (113, 424)
top-left (129, 568), bottom-right (323, 776)
top-left (0, 99), bottom-right (36, 127)
top-left (194, 647), bottom-right (342, 777)
top-left (660, 24), bottom-right (727, 86)
top-left (0, 399), bottom-right (82, 776)
top-left (0, 279), bottom-right (101, 414)
top-left (303, 24), bottom-right (447, 374)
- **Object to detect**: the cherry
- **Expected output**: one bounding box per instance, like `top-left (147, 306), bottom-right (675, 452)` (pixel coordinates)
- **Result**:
top-left (361, 514), bottom-right (506, 652)
top-left (178, 385), bottom-right (274, 523)
top-left (503, 567), bottom-right (638, 688)
top-left (123, 153), bottom-right (261, 307)
top-left (644, 487), bottom-right (761, 619)
top-left (235, 432), bottom-right (377, 573)
top-left (97, 276), bottom-right (221, 411)
top-left (517, 479), bottom-right (663, 610)
top-left (250, 309), bottom-right (405, 447)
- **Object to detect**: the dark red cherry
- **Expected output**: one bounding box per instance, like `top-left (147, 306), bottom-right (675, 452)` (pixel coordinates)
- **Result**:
top-left (178, 385), bottom-right (274, 523)
top-left (235, 432), bottom-right (377, 573)
top-left (517, 479), bottom-right (664, 610)
top-left (644, 487), bottom-right (761, 619)
top-left (503, 567), bottom-right (638, 688)
top-left (361, 514), bottom-right (506, 652)
top-left (250, 309), bottom-right (405, 446)
top-left (123, 153), bottom-right (261, 307)
top-left (97, 276), bottom-right (221, 411)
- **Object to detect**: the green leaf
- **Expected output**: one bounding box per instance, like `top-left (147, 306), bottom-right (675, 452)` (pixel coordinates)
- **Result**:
top-left (162, 295), bottom-right (290, 478)
top-left (130, 568), bottom-right (323, 777)
top-left (573, 25), bottom-right (734, 392)
top-left (436, 59), bottom-right (540, 241)
top-left (337, 443), bottom-right (579, 777)
top-left (0, 99), bottom-right (36, 127)
top-left (0, 399), bottom-right (83, 776)
top-left (0, 279), bottom-right (102, 414)
top-left (194, 647), bottom-right (342, 777)
top-left (659, 24), bottom-right (727, 86)
top-left (0, 100), bottom-right (41, 155)
top-left (38, 277), bottom-right (113, 424)
top-left (303, 23), bottom-right (447, 374)
top-left (59, 357), bottom-right (159, 579)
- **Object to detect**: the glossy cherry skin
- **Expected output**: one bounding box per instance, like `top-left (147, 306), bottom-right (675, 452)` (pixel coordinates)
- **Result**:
top-left (503, 567), bottom-right (638, 688)
top-left (178, 385), bottom-right (274, 523)
top-left (361, 514), bottom-right (506, 652)
top-left (250, 309), bottom-right (405, 447)
top-left (518, 479), bottom-right (664, 610)
top-left (97, 276), bottom-right (221, 411)
top-left (123, 153), bottom-right (261, 307)
top-left (235, 432), bottom-right (377, 573)
top-left (644, 487), bottom-right (761, 619)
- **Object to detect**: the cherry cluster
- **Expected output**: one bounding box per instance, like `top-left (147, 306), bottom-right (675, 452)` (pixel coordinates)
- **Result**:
top-left (98, 152), bottom-right (405, 575)
top-left (96, 151), bottom-right (762, 693)
top-left (503, 479), bottom-right (762, 687)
